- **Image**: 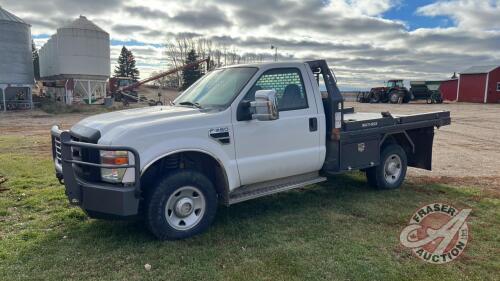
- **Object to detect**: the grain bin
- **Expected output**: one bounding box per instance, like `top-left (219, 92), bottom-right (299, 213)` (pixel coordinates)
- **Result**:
top-left (39, 16), bottom-right (110, 104)
top-left (0, 6), bottom-right (34, 111)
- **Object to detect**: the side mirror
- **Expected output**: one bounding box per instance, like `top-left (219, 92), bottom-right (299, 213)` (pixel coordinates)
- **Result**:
top-left (250, 90), bottom-right (279, 121)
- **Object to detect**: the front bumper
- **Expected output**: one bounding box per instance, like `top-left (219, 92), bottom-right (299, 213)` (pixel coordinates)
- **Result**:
top-left (51, 125), bottom-right (141, 217)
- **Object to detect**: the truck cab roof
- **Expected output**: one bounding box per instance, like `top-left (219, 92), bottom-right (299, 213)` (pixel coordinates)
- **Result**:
top-left (221, 61), bottom-right (311, 69)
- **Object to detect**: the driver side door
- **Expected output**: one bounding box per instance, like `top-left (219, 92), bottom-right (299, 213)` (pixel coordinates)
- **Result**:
top-left (232, 66), bottom-right (322, 185)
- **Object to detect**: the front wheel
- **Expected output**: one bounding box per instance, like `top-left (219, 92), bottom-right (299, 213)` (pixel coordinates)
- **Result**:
top-left (145, 170), bottom-right (218, 240)
top-left (369, 92), bottom-right (381, 103)
top-left (366, 144), bottom-right (407, 189)
top-left (389, 91), bottom-right (401, 104)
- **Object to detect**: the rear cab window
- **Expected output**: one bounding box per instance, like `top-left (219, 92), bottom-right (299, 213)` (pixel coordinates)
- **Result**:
top-left (244, 68), bottom-right (308, 111)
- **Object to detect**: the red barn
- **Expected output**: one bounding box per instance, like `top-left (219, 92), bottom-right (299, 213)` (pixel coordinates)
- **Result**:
top-left (457, 65), bottom-right (500, 103)
top-left (439, 79), bottom-right (458, 101)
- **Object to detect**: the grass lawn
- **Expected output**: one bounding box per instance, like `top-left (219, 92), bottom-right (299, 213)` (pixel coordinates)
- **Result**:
top-left (0, 134), bottom-right (498, 281)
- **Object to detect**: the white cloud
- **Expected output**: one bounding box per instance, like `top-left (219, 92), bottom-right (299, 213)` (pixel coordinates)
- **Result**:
top-left (2, 0), bottom-right (499, 88)
top-left (417, 0), bottom-right (500, 30)
top-left (345, 0), bottom-right (401, 16)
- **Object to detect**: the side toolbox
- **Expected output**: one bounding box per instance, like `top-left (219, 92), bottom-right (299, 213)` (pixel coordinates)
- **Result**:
top-left (340, 135), bottom-right (380, 170)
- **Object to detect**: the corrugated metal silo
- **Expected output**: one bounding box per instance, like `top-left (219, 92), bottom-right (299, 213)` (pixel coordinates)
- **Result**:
top-left (39, 16), bottom-right (110, 80)
top-left (0, 6), bottom-right (34, 85)
top-left (0, 6), bottom-right (34, 111)
top-left (39, 16), bottom-right (110, 104)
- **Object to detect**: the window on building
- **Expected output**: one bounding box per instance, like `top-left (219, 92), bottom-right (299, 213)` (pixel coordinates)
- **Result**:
top-left (246, 68), bottom-right (308, 111)
top-left (497, 82), bottom-right (500, 92)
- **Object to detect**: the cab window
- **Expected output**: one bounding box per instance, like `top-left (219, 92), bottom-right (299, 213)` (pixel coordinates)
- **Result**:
top-left (245, 68), bottom-right (308, 111)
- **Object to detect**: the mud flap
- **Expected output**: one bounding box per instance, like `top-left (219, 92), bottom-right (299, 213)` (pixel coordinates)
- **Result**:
top-left (406, 127), bottom-right (434, 170)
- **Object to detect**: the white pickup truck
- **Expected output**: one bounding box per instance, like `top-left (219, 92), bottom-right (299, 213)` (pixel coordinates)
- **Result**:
top-left (51, 60), bottom-right (450, 239)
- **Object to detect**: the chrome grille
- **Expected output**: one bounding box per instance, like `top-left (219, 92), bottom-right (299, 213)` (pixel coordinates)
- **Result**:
top-left (70, 134), bottom-right (101, 182)
top-left (54, 136), bottom-right (62, 163)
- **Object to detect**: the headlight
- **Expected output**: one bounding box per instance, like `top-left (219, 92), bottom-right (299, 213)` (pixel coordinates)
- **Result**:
top-left (100, 150), bottom-right (129, 183)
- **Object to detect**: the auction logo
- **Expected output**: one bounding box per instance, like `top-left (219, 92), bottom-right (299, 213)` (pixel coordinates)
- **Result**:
top-left (399, 203), bottom-right (471, 264)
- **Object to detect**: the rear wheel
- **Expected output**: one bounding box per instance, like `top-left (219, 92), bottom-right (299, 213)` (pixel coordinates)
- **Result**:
top-left (402, 93), bottom-right (411, 103)
top-left (145, 170), bottom-right (218, 240)
top-left (366, 144), bottom-right (407, 189)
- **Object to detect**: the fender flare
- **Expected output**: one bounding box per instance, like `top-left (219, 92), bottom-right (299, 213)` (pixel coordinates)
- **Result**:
top-left (140, 148), bottom-right (232, 202)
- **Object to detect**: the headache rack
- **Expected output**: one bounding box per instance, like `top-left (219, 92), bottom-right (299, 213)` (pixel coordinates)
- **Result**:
top-left (50, 125), bottom-right (141, 204)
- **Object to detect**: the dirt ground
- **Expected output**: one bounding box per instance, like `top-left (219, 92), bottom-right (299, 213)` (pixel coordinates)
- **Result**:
top-left (1, 100), bottom-right (499, 189)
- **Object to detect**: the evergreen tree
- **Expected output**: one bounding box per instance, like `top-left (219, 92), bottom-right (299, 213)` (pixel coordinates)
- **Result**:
top-left (126, 49), bottom-right (140, 81)
top-left (181, 49), bottom-right (203, 90)
top-left (32, 40), bottom-right (40, 80)
top-left (114, 46), bottom-right (140, 81)
top-left (114, 46), bottom-right (128, 78)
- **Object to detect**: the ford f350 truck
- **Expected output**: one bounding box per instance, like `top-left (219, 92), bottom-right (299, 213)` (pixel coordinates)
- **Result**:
top-left (51, 60), bottom-right (450, 239)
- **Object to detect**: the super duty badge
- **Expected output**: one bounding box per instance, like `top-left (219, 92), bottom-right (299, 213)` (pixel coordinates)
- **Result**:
top-left (209, 127), bottom-right (230, 144)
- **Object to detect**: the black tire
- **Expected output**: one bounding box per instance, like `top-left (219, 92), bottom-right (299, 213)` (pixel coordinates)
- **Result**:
top-left (145, 169), bottom-right (218, 240)
top-left (433, 92), bottom-right (443, 104)
top-left (155, 101), bottom-right (163, 106)
top-left (403, 93), bottom-right (411, 103)
top-left (370, 92), bottom-right (381, 103)
top-left (356, 93), bottom-right (363, 102)
top-left (389, 91), bottom-right (401, 104)
top-left (366, 144), bottom-right (407, 190)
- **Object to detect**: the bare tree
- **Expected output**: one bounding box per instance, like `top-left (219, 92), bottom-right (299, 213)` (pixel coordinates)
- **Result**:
top-left (164, 36), bottom-right (266, 88)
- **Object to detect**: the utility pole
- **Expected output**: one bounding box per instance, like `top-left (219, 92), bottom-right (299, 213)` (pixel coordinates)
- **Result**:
top-left (271, 45), bottom-right (278, 62)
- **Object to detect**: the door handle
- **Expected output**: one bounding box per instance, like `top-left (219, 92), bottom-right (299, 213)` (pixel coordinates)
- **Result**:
top-left (309, 117), bottom-right (318, 132)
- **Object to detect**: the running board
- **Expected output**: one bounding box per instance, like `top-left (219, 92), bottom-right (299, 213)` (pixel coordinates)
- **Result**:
top-left (228, 172), bottom-right (327, 205)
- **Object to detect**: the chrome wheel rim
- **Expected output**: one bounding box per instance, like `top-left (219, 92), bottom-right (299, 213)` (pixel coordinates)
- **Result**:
top-left (384, 154), bottom-right (402, 184)
top-left (165, 186), bottom-right (206, 230)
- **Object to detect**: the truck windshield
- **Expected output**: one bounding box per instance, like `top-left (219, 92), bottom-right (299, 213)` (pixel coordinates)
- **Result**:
top-left (174, 67), bottom-right (257, 109)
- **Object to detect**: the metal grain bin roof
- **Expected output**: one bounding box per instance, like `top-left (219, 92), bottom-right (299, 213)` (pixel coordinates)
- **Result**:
top-left (0, 5), bottom-right (27, 24)
top-left (59, 15), bottom-right (107, 33)
top-left (39, 15), bottom-right (110, 80)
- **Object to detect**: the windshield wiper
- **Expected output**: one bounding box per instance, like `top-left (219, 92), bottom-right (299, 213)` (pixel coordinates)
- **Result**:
top-left (177, 101), bottom-right (202, 108)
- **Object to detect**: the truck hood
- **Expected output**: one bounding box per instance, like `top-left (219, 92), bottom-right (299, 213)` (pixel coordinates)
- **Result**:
top-left (71, 106), bottom-right (202, 141)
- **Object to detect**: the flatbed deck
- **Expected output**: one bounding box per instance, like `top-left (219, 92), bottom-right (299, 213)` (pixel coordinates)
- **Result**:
top-left (342, 110), bottom-right (450, 132)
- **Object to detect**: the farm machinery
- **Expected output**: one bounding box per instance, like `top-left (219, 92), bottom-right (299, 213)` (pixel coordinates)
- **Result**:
top-left (108, 57), bottom-right (210, 106)
top-left (357, 79), bottom-right (411, 103)
top-left (358, 79), bottom-right (443, 104)
top-left (409, 81), bottom-right (443, 104)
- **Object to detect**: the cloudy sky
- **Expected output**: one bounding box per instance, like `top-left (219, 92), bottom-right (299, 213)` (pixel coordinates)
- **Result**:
top-left (3, 0), bottom-right (500, 89)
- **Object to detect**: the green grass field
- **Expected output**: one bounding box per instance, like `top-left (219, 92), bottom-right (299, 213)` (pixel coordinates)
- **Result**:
top-left (0, 134), bottom-right (498, 281)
